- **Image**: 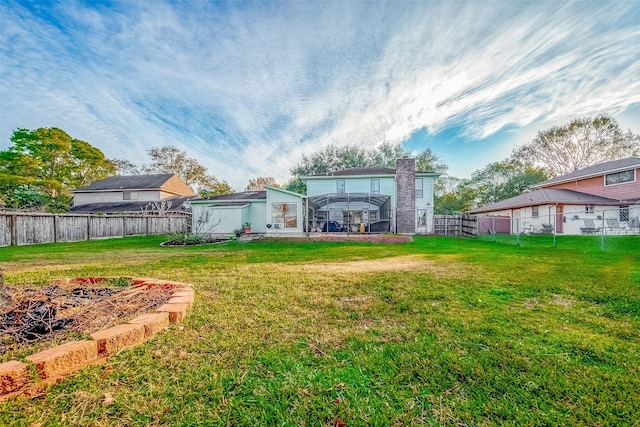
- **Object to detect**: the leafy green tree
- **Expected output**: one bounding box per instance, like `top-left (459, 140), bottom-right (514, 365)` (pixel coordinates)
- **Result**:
top-left (143, 146), bottom-right (232, 195)
top-left (283, 177), bottom-right (307, 195)
top-left (467, 160), bottom-right (549, 206)
top-left (0, 128), bottom-right (115, 211)
top-left (434, 176), bottom-right (476, 214)
top-left (290, 143), bottom-right (447, 176)
top-left (512, 114), bottom-right (640, 176)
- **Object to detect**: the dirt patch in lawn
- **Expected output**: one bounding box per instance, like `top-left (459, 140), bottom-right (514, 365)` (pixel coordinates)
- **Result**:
top-left (292, 255), bottom-right (480, 279)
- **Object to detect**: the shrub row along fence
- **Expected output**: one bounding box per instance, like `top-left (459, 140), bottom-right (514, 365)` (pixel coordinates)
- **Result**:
top-left (0, 212), bottom-right (190, 246)
top-left (432, 214), bottom-right (478, 237)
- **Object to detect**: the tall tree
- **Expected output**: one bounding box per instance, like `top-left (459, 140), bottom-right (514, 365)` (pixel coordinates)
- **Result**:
top-left (143, 145), bottom-right (232, 196)
top-left (0, 128), bottom-right (115, 211)
top-left (434, 176), bottom-right (476, 214)
top-left (245, 177), bottom-right (280, 191)
top-left (290, 143), bottom-right (447, 176)
top-left (468, 160), bottom-right (549, 206)
top-left (512, 114), bottom-right (640, 176)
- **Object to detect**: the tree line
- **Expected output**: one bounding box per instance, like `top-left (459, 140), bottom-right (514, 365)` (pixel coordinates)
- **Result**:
top-left (1, 114), bottom-right (637, 213)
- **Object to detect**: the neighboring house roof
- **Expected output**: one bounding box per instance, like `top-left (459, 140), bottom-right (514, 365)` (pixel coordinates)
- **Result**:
top-left (533, 157), bottom-right (640, 188)
top-left (468, 189), bottom-right (621, 214)
top-left (193, 191), bottom-right (267, 202)
top-left (303, 167), bottom-right (439, 179)
top-left (70, 196), bottom-right (195, 214)
top-left (73, 174), bottom-right (176, 192)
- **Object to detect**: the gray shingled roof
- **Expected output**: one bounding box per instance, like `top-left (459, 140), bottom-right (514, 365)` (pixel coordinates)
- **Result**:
top-left (73, 174), bottom-right (175, 192)
top-left (195, 191), bottom-right (266, 201)
top-left (468, 189), bottom-right (620, 214)
top-left (535, 157), bottom-right (640, 187)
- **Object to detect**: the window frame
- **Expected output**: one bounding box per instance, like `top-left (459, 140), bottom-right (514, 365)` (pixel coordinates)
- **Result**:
top-left (604, 169), bottom-right (635, 186)
top-left (370, 179), bottom-right (380, 195)
top-left (123, 191), bottom-right (138, 200)
top-left (271, 202), bottom-right (298, 229)
top-left (585, 205), bottom-right (594, 215)
top-left (532, 206), bottom-right (539, 218)
top-left (415, 178), bottom-right (423, 199)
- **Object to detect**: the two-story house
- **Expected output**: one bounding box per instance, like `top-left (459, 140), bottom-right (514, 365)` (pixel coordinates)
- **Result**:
top-left (191, 158), bottom-right (440, 235)
top-left (71, 174), bottom-right (196, 214)
top-left (469, 157), bottom-right (640, 234)
top-left (303, 158), bottom-right (440, 234)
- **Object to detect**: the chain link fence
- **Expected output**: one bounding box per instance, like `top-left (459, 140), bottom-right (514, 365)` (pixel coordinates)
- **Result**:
top-left (476, 206), bottom-right (640, 252)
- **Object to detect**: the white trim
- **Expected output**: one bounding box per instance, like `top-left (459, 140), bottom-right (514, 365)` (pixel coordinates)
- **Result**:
top-left (603, 168), bottom-right (636, 187)
top-left (263, 185), bottom-right (305, 198)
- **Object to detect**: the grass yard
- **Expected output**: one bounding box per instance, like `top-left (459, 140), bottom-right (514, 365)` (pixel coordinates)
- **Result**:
top-left (1, 235), bottom-right (639, 426)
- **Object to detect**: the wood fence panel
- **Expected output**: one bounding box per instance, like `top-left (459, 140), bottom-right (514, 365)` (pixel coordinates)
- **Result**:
top-left (0, 215), bottom-right (11, 246)
top-left (56, 215), bottom-right (89, 242)
top-left (125, 216), bottom-right (147, 236)
top-left (17, 215), bottom-right (55, 245)
top-left (0, 212), bottom-right (190, 246)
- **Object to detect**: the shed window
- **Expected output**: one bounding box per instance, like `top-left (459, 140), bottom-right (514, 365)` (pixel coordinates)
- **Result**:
top-left (123, 191), bottom-right (138, 200)
top-left (532, 206), bottom-right (539, 218)
top-left (337, 180), bottom-right (346, 193)
top-left (605, 169), bottom-right (635, 186)
top-left (371, 179), bottom-right (380, 194)
top-left (415, 178), bottom-right (423, 199)
top-left (272, 203), bottom-right (298, 229)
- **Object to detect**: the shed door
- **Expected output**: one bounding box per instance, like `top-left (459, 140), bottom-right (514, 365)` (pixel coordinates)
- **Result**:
top-left (555, 205), bottom-right (563, 234)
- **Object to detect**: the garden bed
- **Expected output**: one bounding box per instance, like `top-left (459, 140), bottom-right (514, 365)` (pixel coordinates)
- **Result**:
top-left (1, 278), bottom-right (172, 358)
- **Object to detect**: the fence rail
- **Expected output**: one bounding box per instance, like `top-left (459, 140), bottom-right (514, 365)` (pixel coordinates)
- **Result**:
top-left (0, 212), bottom-right (190, 246)
top-left (432, 214), bottom-right (477, 237)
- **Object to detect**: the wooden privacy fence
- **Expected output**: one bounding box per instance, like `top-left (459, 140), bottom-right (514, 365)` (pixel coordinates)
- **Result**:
top-left (432, 214), bottom-right (478, 237)
top-left (0, 212), bottom-right (190, 246)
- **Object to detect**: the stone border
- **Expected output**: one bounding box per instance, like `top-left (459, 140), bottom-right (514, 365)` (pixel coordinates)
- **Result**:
top-left (0, 277), bottom-right (194, 401)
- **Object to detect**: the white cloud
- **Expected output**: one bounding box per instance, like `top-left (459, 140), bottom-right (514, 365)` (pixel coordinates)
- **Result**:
top-left (1, 1), bottom-right (638, 188)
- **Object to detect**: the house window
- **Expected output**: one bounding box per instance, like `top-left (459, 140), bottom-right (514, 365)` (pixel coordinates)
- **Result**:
top-left (337, 180), bottom-right (346, 193)
top-left (371, 179), bottom-right (380, 194)
top-left (415, 178), bottom-right (423, 199)
top-left (272, 203), bottom-right (298, 229)
top-left (620, 206), bottom-right (629, 222)
top-left (123, 191), bottom-right (138, 200)
top-left (605, 169), bottom-right (635, 186)
top-left (417, 209), bottom-right (427, 226)
top-left (532, 206), bottom-right (539, 218)
top-left (585, 205), bottom-right (594, 215)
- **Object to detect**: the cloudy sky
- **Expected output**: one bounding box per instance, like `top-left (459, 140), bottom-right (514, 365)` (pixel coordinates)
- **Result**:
top-left (1, 0), bottom-right (638, 190)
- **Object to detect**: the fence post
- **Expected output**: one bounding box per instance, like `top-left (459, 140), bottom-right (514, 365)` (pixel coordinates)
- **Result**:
top-left (10, 214), bottom-right (17, 246)
top-left (516, 218), bottom-right (520, 246)
top-left (53, 215), bottom-right (58, 243)
top-left (600, 212), bottom-right (605, 252)
top-left (87, 216), bottom-right (91, 240)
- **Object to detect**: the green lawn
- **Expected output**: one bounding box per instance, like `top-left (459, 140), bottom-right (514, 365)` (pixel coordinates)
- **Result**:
top-left (1, 235), bottom-right (639, 426)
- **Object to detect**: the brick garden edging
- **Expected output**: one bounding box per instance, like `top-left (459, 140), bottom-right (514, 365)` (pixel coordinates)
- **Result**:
top-left (0, 277), bottom-right (194, 400)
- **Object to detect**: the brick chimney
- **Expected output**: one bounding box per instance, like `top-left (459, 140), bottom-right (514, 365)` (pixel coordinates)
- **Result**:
top-left (396, 157), bottom-right (415, 234)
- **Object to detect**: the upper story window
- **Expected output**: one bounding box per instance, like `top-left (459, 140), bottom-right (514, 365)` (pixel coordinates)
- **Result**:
top-left (605, 169), bottom-right (635, 186)
top-left (371, 179), bottom-right (380, 194)
top-left (532, 206), bottom-right (539, 218)
top-left (123, 191), bottom-right (138, 200)
top-left (415, 178), bottom-right (423, 199)
top-left (337, 180), bottom-right (346, 193)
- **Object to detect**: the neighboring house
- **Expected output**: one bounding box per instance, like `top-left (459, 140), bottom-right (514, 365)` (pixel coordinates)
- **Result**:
top-left (71, 174), bottom-right (196, 214)
top-left (303, 158), bottom-right (440, 234)
top-left (469, 157), bottom-right (640, 234)
top-left (190, 186), bottom-right (305, 234)
top-left (191, 157), bottom-right (440, 235)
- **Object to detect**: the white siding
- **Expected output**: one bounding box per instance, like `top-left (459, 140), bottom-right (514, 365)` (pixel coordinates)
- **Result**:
top-left (74, 190), bottom-right (162, 205)
top-left (307, 177), bottom-right (396, 199)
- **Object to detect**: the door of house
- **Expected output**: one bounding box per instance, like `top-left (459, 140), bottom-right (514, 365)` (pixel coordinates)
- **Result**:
top-left (416, 209), bottom-right (427, 234)
top-left (555, 205), bottom-right (563, 234)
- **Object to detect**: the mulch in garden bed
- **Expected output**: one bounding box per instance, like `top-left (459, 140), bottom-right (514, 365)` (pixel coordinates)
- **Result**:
top-left (1, 278), bottom-right (172, 356)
